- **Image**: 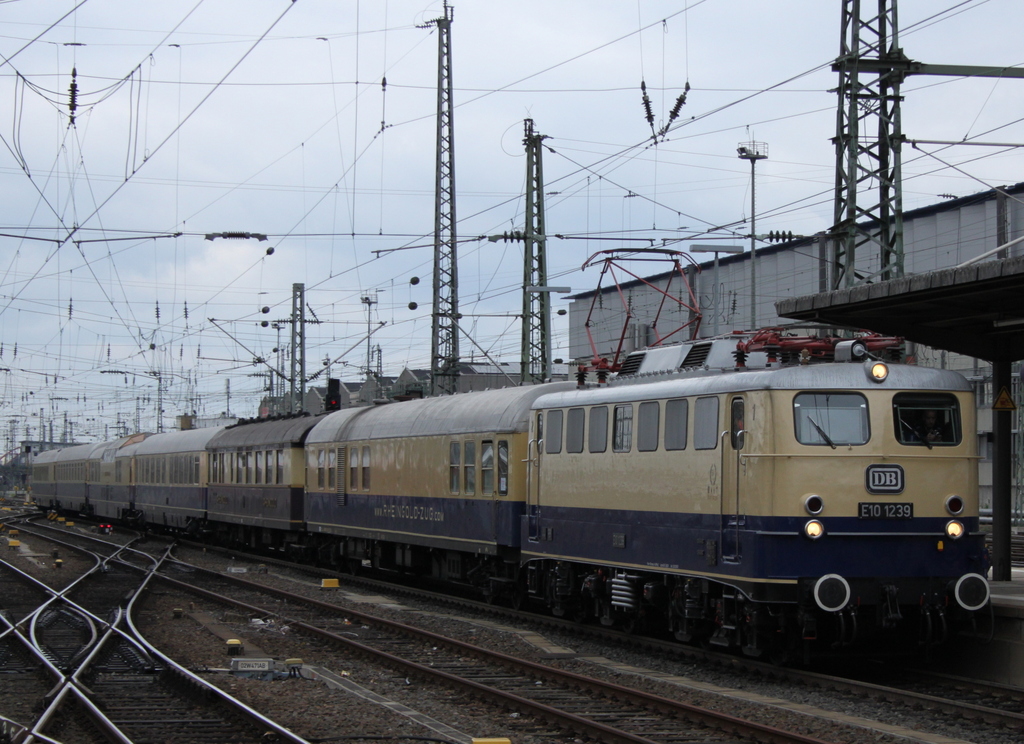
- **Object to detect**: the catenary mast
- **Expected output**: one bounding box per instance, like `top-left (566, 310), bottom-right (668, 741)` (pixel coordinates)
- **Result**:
top-left (427, 2), bottom-right (459, 396)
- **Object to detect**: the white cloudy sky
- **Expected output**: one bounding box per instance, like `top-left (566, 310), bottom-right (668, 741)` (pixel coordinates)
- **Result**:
top-left (1, 0), bottom-right (1022, 440)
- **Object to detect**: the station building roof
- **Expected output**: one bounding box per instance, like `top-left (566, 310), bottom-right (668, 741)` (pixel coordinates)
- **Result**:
top-left (776, 256), bottom-right (1024, 363)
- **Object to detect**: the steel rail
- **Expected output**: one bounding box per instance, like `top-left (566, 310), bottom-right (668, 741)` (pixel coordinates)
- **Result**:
top-left (156, 564), bottom-right (832, 744)
top-left (123, 547), bottom-right (313, 744)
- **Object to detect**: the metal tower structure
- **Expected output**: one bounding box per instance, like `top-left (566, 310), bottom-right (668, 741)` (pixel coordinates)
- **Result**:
top-left (831, 0), bottom-right (1024, 289)
top-left (522, 119), bottom-right (550, 384)
top-left (831, 0), bottom-right (904, 288)
top-left (290, 282), bottom-right (306, 412)
top-left (427, 2), bottom-right (460, 396)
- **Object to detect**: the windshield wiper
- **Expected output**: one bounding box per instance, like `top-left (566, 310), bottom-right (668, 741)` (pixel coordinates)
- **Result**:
top-left (808, 416), bottom-right (837, 449)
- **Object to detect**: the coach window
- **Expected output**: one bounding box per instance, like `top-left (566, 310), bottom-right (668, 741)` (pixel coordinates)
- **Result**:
top-left (613, 404), bottom-right (633, 452)
top-left (481, 441), bottom-right (494, 493)
top-left (350, 447), bottom-right (359, 490)
top-left (892, 393), bottom-right (960, 447)
top-left (263, 451), bottom-right (272, 485)
top-left (277, 450), bottom-right (285, 484)
top-left (566, 408), bottom-right (585, 453)
top-left (637, 401), bottom-right (660, 452)
top-left (497, 440), bottom-right (509, 496)
top-left (361, 446), bottom-right (371, 490)
top-left (546, 410), bottom-right (563, 454)
top-left (464, 440), bottom-right (476, 494)
top-left (589, 406), bottom-right (608, 453)
top-left (449, 441), bottom-right (461, 493)
top-left (328, 448), bottom-right (336, 490)
top-left (665, 398), bottom-right (688, 450)
top-left (794, 392), bottom-right (869, 446)
top-left (318, 448), bottom-right (326, 489)
top-left (255, 451), bottom-right (264, 485)
top-left (694, 396), bottom-right (720, 450)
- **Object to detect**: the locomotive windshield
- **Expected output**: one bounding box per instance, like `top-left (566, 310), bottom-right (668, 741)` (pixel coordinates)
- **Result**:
top-left (893, 393), bottom-right (961, 447)
top-left (793, 392), bottom-right (869, 447)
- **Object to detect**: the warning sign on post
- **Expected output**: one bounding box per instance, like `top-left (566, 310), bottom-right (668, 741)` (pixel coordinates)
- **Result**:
top-left (993, 386), bottom-right (1017, 411)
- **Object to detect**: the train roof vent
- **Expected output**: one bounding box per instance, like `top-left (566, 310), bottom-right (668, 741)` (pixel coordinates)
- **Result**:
top-left (679, 342), bottom-right (713, 369)
top-left (617, 352), bottom-right (646, 376)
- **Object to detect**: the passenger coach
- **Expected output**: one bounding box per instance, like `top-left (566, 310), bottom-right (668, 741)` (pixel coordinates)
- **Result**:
top-left (304, 383), bottom-right (573, 595)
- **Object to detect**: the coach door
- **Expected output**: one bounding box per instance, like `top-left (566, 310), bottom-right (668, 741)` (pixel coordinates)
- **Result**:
top-left (526, 412), bottom-right (543, 542)
top-left (720, 396), bottom-right (746, 563)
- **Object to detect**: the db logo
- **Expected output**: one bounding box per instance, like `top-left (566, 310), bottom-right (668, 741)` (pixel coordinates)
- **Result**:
top-left (865, 464), bottom-right (904, 494)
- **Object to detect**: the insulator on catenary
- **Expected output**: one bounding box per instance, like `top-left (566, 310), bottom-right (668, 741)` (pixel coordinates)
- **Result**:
top-left (68, 68), bottom-right (78, 126)
top-left (640, 80), bottom-right (654, 128)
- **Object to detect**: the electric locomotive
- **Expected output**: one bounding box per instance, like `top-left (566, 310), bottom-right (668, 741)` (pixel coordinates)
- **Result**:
top-left (521, 333), bottom-right (989, 658)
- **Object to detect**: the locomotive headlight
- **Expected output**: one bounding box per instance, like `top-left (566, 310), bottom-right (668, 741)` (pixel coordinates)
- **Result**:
top-left (945, 520), bottom-right (965, 540)
top-left (867, 360), bottom-right (889, 382)
top-left (804, 519), bottom-right (825, 539)
top-left (945, 495), bottom-right (964, 516)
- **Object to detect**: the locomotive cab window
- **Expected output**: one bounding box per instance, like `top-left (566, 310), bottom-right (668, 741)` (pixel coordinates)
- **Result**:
top-left (793, 392), bottom-right (869, 446)
top-left (893, 393), bottom-right (961, 447)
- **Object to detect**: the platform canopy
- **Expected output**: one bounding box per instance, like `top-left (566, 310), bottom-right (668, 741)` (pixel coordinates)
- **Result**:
top-left (776, 256), bottom-right (1024, 363)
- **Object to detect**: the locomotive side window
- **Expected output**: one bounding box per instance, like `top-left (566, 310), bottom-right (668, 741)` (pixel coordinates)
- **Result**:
top-left (566, 408), bottom-right (585, 453)
top-left (497, 440), bottom-right (509, 495)
top-left (793, 392), bottom-right (869, 446)
top-left (665, 398), bottom-right (688, 450)
top-left (546, 410), bottom-right (563, 454)
top-left (481, 441), bottom-right (494, 493)
top-left (464, 440), bottom-right (476, 494)
top-left (893, 393), bottom-right (961, 446)
top-left (449, 441), bottom-right (460, 493)
top-left (613, 404), bottom-right (633, 452)
top-left (637, 401), bottom-right (660, 452)
top-left (694, 396), bottom-right (720, 450)
top-left (589, 406), bottom-right (608, 453)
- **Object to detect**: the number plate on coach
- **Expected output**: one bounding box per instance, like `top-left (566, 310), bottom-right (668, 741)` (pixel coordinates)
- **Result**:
top-left (858, 502), bottom-right (913, 519)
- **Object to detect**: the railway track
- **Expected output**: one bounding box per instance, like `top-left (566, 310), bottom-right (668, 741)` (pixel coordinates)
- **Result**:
top-left (168, 542), bottom-right (1024, 744)
top-left (0, 525), bottom-right (311, 744)
top-left (155, 559), bottom-right (863, 744)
